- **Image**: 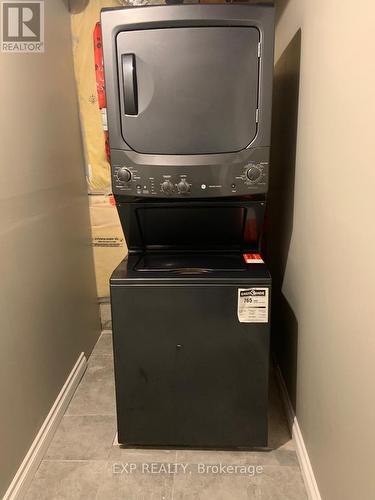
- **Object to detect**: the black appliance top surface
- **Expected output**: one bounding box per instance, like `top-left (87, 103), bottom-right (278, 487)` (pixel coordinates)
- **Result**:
top-left (111, 254), bottom-right (271, 285)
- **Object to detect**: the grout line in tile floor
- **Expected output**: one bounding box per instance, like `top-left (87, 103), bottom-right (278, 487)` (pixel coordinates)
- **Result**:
top-left (63, 414), bottom-right (116, 417)
top-left (170, 451), bottom-right (178, 500)
top-left (89, 353), bottom-right (113, 356)
top-left (41, 459), bottom-right (106, 463)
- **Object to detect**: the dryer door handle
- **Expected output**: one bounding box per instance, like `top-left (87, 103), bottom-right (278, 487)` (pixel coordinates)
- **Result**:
top-left (121, 53), bottom-right (138, 116)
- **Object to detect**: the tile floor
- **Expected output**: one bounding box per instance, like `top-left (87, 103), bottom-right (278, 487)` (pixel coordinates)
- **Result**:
top-left (25, 327), bottom-right (308, 500)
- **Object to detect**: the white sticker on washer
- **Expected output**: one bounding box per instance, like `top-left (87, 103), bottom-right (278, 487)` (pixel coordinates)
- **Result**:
top-left (237, 288), bottom-right (269, 323)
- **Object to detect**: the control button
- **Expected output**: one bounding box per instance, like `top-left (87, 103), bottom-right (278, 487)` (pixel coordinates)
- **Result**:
top-left (117, 167), bottom-right (132, 182)
top-left (246, 165), bottom-right (262, 184)
top-left (201, 184), bottom-right (207, 190)
top-left (161, 180), bottom-right (174, 194)
top-left (231, 183), bottom-right (236, 189)
top-left (177, 179), bottom-right (191, 194)
top-left (136, 185), bottom-right (142, 190)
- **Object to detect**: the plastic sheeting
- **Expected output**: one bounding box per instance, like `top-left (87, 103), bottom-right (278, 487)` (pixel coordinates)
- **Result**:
top-left (71, 0), bottom-right (119, 193)
top-left (90, 194), bottom-right (128, 298)
top-left (71, 1), bottom-right (127, 298)
top-left (71, 0), bottom-right (166, 192)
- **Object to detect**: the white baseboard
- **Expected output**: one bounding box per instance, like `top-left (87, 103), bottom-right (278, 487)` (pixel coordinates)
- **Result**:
top-left (275, 365), bottom-right (322, 500)
top-left (3, 353), bottom-right (87, 500)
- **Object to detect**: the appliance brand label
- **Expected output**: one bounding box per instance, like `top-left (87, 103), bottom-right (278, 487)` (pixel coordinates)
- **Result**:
top-left (237, 288), bottom-right (269, 323)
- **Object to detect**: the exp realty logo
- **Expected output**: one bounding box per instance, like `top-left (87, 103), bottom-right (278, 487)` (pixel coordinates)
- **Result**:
top-left (1, 1), bottom-right (44, 52)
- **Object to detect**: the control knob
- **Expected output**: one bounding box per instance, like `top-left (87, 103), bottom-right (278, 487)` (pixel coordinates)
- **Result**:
top-left (246, 165), bottom-right (262, 184)
top-left (117, 167), bottom-right (132, 182)
top-left (161, 180), bottom-right (174, 194)
top-left (177, 179), bottom-right (191, 194)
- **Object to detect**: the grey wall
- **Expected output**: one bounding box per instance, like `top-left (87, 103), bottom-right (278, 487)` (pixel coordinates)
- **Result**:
top-left (270, 1), bottom-right (375, 499)
top-left (0, 0), bottom-right (100, 496)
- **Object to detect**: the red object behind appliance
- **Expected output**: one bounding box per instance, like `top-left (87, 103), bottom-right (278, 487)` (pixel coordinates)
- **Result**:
top-left (94, 22), bottom-right (106, 109)
top-left (94, 22), bottom-right (110, 162)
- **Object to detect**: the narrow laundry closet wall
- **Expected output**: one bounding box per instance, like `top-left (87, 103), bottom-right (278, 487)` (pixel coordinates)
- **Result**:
top-left (0, 0), bottom-right (100, 496)
top-left (270, 1), bottom-right (375, 498)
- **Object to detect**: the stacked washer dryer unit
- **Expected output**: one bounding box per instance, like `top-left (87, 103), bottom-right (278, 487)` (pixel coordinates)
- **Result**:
top-left (101, 4), bottom-right (275, 449)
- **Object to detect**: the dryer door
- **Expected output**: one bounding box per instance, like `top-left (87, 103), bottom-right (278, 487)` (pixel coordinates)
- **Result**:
top-left (116, 27), bottom-right (260, 155)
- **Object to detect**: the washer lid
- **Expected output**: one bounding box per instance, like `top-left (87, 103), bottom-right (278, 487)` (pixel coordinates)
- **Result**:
top-left (111, 254), bottom-right (272, 285)
top-left (134, 254), bottom-right (247, 272)
top-left (116, 26), bottom-right (260, 155)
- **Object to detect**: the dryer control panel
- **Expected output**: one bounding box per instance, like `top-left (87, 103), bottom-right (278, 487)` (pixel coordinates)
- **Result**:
top-left (111, 148), bottom-right (269, 198)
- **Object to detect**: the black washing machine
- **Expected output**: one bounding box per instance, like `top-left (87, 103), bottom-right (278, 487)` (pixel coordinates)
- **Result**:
top-left (111, 256), bottom-right (271, 448)
top-left (101, 4), bottom-right (275, 448)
